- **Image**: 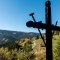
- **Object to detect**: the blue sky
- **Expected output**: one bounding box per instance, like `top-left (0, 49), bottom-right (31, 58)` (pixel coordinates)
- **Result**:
top-left (0, 0), bottom-right (60, 32)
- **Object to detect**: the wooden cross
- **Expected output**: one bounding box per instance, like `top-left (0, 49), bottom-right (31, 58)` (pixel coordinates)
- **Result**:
top-left (26, 0), bottom-right (60, 60)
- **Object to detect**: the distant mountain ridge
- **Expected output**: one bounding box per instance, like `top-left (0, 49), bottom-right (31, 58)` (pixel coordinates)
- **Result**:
top-left (0, 30), bottom-right (39, 44)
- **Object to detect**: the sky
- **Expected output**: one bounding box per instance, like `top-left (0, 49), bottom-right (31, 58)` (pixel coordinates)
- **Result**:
top-left (0, 0), bottom-right (60, 33)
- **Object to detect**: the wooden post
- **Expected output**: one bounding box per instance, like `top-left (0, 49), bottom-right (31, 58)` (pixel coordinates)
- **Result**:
top-left (45, 1), bottom-right (53, 60)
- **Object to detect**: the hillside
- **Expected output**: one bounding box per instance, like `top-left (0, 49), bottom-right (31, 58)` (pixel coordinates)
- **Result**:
top-left (0, 33), bottom-right (60, 60)
top-left (0, 35), bottom-right (60, 60)
top-left (0, 30), bottom-right (60, 60)
top-left (0, 30), bottom-right (39, 44)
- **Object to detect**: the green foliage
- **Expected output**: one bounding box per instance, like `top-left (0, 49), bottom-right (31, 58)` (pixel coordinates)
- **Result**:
top-left (53, 35), bottom-right (60, 60)
top-left (53, 39), bottom-right (60, 60)
top-left (0, 38), bottom-right (36, 60)
top-left (23, 43), bottom-right (32, 52)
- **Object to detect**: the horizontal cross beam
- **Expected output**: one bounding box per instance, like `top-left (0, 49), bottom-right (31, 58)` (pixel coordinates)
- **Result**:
top-left (26, 21), bottom-right (60, 31)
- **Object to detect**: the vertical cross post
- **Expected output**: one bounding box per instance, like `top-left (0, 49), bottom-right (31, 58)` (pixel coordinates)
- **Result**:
top-left (45, 0), bottom-right (53, 60)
